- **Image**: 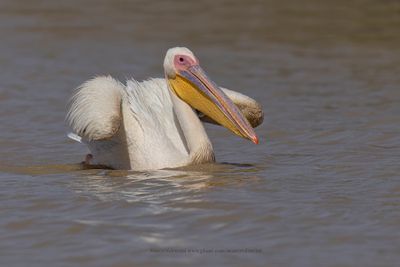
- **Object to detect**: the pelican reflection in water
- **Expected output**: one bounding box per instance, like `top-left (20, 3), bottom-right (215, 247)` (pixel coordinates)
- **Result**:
top-left (66, 47), bottom-right (263, 170)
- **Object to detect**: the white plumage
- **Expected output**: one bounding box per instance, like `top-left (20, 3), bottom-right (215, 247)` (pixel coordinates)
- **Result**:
top-left (67, 77), bottom-right (189, 170)
top-left (66, 47), bottom-right (263, 170)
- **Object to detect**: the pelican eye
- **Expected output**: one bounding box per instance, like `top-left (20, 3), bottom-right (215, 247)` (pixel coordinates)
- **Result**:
top-left (179, 57), bottom-right (184, 62)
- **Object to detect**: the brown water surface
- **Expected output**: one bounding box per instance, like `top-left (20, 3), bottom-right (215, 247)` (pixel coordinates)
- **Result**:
top-left (0, 0), bottom-right (399, 266)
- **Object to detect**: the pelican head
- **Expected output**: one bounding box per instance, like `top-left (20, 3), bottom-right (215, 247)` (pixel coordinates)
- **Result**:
top-left (164, 47), bottom-right (259, 144)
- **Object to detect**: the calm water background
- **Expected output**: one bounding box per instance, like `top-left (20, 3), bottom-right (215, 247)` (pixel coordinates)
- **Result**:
top-left (0, 0), bottom-right (399, 266)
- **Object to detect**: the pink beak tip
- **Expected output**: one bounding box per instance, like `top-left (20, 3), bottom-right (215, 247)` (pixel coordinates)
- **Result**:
top-left (252, 135), bottom-right (259, 144)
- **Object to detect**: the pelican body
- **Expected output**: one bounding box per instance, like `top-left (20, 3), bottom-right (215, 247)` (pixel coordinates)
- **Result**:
top-left (66, 47), bottom-right (263, 170)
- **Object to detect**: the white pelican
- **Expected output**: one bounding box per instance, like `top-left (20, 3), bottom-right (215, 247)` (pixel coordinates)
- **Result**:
top-left (66, 47), bottom-right (263, 170)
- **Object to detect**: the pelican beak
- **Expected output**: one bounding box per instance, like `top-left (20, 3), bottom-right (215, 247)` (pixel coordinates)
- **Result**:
top-left (168, 64), bottom-right (259, 144)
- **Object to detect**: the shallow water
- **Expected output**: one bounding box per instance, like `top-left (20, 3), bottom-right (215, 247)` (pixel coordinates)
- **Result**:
top-left (0, 0), bottom-right (400, 266)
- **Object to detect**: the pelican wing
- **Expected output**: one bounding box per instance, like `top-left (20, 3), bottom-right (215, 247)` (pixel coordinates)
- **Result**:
top-left (199, 87), bottom-right (264, 128)
top-left (66, 76), bottom-right (124, 141)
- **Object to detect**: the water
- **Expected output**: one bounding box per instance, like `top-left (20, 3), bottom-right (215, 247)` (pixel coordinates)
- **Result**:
top-left (0, 0), bottom-right (399, 266)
